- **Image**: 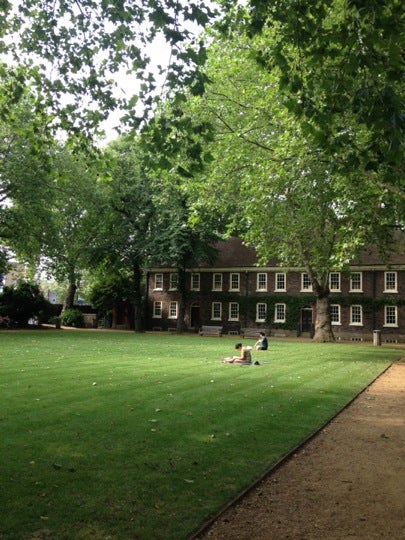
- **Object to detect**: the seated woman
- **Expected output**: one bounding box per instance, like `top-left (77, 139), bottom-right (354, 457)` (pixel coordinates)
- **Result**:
top-left (222, 343), bottom-right (252, 364)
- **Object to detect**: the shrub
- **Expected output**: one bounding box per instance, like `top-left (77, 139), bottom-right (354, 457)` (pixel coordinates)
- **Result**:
top-left (60, 308), bottom-right (84, 328)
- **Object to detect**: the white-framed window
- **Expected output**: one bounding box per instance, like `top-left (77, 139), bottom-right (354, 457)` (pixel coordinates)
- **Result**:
top-left (274, 303), bottom-right (286, 323)
top-left (330, 304), bottom-right (341, 325)
top-left (230, 273), bottom-right (240, 291)
top-left (168, 301), bottom-right (178, 319)
top-left (301, 273), bottom-right (313, 292)
top-left (153, 301), bottom-right (162, 318)
top-left (350, 272), bottom-right (362, 292)
top-left (229, 302), bottom-right (239, 321)
top-left (384, 305), bottom-right (398, 327)
top-left (350, 305), bottom-right (363, 326)
top-left (169, 273), bottom-right (178, 290)
top-left (256, 303), bottom-right (267, 322)
top-left (257, 273), bottom-right (267, 291)
top-left (329, 272), bottom-right (341, 292)
top-left (191, 273), bottom-right (200, 291)
top-left (154, 273), bottom-right (163, 290)
top-left (212, 273), bottom-right (223, 291)
top-left (384, 272), bottom-right (397, 293)
top-left (275, 273), bottom-right (286, 292)
top-left (212, 302), bottom-right (222, 320)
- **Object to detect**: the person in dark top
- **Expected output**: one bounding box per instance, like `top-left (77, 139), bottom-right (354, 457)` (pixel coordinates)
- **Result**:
top-left (254, 332), bottom-right (268, 350)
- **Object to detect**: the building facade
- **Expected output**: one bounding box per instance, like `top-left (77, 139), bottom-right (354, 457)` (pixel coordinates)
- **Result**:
top-left (146, 237), bottom-right (405, 343)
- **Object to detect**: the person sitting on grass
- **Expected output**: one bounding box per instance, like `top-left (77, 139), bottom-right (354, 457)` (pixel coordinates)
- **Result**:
top-left (221, 343), bottom-right (252, 364)
top-left (254, 332), bottom-right (268, 350)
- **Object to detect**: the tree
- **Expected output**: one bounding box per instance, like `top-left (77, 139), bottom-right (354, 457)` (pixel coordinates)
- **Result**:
top-left (0, 282), bottom-right (51, 326)
top-left (2, 0), bottom-right (217, 140)
top-left (181, 29), bottom-right (395, 341)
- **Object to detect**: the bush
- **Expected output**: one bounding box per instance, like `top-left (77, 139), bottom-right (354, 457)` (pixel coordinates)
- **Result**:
top-left (0, 282), bottom-right (52, 326)
top-left (60, 309), bottom-right (84, 328)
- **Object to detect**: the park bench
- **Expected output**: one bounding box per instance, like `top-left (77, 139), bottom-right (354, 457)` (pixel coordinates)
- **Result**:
top-left (240, 328), bottom-right (263, 339)
top-left (199, 325), bottom-right (223, 337)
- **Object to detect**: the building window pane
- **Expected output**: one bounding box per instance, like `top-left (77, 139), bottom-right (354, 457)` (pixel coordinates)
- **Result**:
top-left (213, 273), bottom-right (223, 291)
top-left (301, 273), bottom-right (313, 291)
top-left (329, 272), bottom-right (341, 291)
top-left (384, 306), bottom-right (397, 327)
top-left (153, 301), bottom-right (162, 318)
top-left (275, 273), bottom-right (286, 291)
top-left (212, 302), bottom-right (222, 320)
top-left (257, 273), bottom-right (267, 291)
top-left (230, 273), bottom-right (240, 291)
top-left (229, 302), bottom-right (239, 321)
top-left (169, 273), bottom-right (178, 290)
top-left (169, 301), bottom-right (178, 319)
top-left (384, 272), bottom-right (397, 292)
top-left (274, 303), bottom-right (286, 323)
top-left (256, 303), bottom-right (267, 322)
top-left (155, 273), bottom-right (163, 290)
top-left (350, 272), bottom-right (362, 292)
top-left (330, 304), bottom-right (341, 324)
top-left (350, 305), bottom-right (362, 325)
top-left (191, 273), bottom-right (200, 291)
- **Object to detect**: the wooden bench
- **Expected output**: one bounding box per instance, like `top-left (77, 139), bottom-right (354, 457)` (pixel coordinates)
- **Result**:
top-left (199, 325), bottom-right (223, 337)
top-left (240, 328), bottom-right (262, 339)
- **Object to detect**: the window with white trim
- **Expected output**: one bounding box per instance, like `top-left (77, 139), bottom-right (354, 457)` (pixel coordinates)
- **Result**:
top-left (384, 272), bottom-right (397, 292)
top-left (350, 272), bottom-right (362, 292)
top-left (301, 273), bottom-right (313, 291)
top-left (329, 272), bottom-right (341, 292)
top-left (229, 302), bottom-right (239, 321)
top-left (212, 302), bottom-right (222, 320)
top-left (275, 273), bottom-right (286, 291)
top-left (169, 301), bottom-right (178, 319)
top-left (384, 305), bottom-right (398, 327)
top-left (350, 305), bottom-right (363, 326)
top-left (191, 273), bottom-right (200, 291)
top-left (230, 273), bottom-right (240, 291)
top-left (330, 304), bottom-right (341, 325)
top-left (212, 273), bottom-right (223, 291)
top-left (153, 301), bottom-right (162, 318)
top-left (257, 273), bottom-right (267, 291)
top-left (169, 273), bottom-right (178, 290)
top-left (274, 303), bottom-right (286, 323)
top-left (154, 273), bottom-right (163, 290)
top-left (256, 303), bottom-right (267, 322)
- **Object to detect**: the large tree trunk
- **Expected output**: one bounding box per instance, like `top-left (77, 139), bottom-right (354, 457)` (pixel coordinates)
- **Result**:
top-left (133, 261), bottom-right (143, 332)
top-left (62, 282), bottom-right (77, 312)
top-left (313, 294), bottom-right (335, 342)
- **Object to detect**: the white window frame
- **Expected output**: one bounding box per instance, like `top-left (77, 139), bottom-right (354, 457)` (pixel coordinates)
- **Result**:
top-left (301, 273), bottom-right (313, 292)
top-left (330, 304), bottom-right (341, 325)
top-left (168, 301), bottom-right (178, 319)
top-left (230, 273), bottom-right (240, 291)
top-left (384, 272), bottom-right (397, 293)
top-left (350, 305), bottom-right (363, 326)
top-left (169, 273), bottom-right (178, 290)
top-left (211, 302), bottom-right (222, 321)
top-left (256, 303), bottom-right (267, 323)
top-left (153, 301), bottom-right (162, 318)
top-left (154, 273), bottom-right (163, 290)
top-left (384, 305), bottom-right (398, 327)
top-left (275, 272), bottom-right (286, 292)
top-left (329, 272), bottom-right (341, 292)
top-left (350, 272), bottom-right (363, 292)
top-left (229, 302), bottom-right (239, 321)
top-left (257, 273), bottom-right (267, 291)
top-left (191, 273), bottom-right (200, 291)
top-left (212, 273), bottom-right (223, 291)
top-left (274, 303), bottom-right (286, 323)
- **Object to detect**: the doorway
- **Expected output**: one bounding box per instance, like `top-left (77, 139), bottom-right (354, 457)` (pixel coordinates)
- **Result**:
top-left (301, 307), bottom-right (313, 332)
top-left (190, 304), bottom-right (201, 329)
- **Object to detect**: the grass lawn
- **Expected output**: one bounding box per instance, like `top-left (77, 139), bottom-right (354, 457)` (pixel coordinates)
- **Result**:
top-left (0, 330), bottom-right (401, 539)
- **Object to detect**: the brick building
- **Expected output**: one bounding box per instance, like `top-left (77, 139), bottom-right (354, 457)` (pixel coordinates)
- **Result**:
top-left (146, 237), bottom-right (405, 343)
